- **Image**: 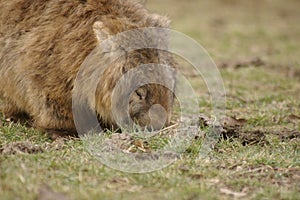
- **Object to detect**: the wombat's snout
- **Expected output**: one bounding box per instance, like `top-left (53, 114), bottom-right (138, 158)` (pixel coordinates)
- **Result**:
top-left (132, 104), bottom-right (168, 131)
top-left (129, 87), bottom-right (171, 131)
top-left (145, 104), bottom-right (168, 130)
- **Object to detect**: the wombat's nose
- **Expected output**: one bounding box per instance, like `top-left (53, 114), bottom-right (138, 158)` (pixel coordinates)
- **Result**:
top-left (147, 104), bottom-right (167, 130)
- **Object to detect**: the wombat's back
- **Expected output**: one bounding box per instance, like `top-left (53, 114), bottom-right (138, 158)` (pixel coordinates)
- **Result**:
top-left (0, 0), bottom-right (175, 135)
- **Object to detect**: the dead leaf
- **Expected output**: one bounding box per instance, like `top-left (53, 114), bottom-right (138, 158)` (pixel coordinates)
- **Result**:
top-left (222, 116), bottom-right (247, 127)
top-left (125, 145), bottom-right (136, 153)
top-left (288, 114), bottom-right (300, 120)
top-left (133, 139), bottom-right (144, 149)
top-left (199, 115), bottom-right (246, 128)
top-left (38, 185), bottom-right (70, 200)
top-left (132, 139), bottom-right (148, 152)
top-left (199, 114), bottom-right (213, 127)
top-left (207, 178), bottom-right (220, 185)
top-left (110, 177), bottom-right (130, 184)
top-left (44, 137), bottom-right (66, 151)
top-left (111, 133), bottom-right (132, 141)
top-left (1, 141), bottom-right (44, 155)
top-left (190, 174), bottom-right (204, 179)
top-left (220, 188), bottom-right (247, 198)
top-left (179, 165), bottom-right (190, 172)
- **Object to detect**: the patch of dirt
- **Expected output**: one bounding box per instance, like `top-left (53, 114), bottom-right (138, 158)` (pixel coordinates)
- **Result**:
top-left (224, 128), bottom-right (267, 145)
top-left (199, 115), bottom-right (300, 145)
top-left (219, 57), bottom-right (266, 69)
top-left (264, 63), bottom-right (300, 81)
top-left (272, 129), bottom-right (300, 140)
top-left (219, 57), bottom-right (300, 85)
top-left (0, 141), bottom-right (44, 155)
top-left (0, 137), bottom-right (80, 155)
top-left (289, 68), bottom-right (300, 80)
top-left (218, 116), bottom-right (267, 145)
top-left (199, 115), bottom-right (263, 145)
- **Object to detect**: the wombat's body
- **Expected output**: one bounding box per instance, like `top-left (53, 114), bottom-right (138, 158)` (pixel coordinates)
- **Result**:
top-left (0, 0), bottom-right (176, 136)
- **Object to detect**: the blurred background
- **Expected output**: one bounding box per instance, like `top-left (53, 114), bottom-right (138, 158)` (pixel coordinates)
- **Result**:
top-left (146, 0), bottom-right (300, 66)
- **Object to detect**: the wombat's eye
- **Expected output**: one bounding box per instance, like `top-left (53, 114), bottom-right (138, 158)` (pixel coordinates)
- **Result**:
top-left (135, 87), bottom-right (147, 100)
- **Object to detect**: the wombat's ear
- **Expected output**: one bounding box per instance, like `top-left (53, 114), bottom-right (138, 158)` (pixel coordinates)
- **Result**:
top-left (139, 0), bottom-right (147, 5)
top-left (93, 21), bottom-right (110, 42)
top-left (147, 14), bottom-right (171, 28)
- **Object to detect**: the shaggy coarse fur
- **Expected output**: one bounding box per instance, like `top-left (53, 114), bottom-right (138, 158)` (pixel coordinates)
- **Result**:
top-left (0, 0), bottom-right (176, 136)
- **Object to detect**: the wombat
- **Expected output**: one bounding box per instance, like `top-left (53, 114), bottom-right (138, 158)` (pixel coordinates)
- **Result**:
top-left (0, 0), bottom-right (176, 137)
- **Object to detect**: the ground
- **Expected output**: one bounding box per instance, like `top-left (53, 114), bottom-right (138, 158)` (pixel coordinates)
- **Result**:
top-left (1, 0), bottom-right (300, 199)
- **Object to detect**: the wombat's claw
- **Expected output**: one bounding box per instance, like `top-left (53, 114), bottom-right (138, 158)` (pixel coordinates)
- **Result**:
top-left (5, 117), bottom-right (14, 122)
top-left (4, 112), bottom-right (31, 125)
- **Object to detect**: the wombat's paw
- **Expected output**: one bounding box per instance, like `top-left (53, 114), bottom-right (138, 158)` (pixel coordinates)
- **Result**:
top-left (45, 129), bottom-right (78, 140)
top-left (3, 112), bottom-right (31, 125)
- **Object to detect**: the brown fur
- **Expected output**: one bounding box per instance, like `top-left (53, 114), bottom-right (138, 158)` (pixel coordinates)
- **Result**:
top-left (0, 0), bottom-right (176, 136)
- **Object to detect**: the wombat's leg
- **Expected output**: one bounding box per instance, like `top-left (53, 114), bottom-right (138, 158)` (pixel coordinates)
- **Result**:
top-left (33, 108), bottom-right (77, 139)
top-left (35, 119), bottom-right (78, 139)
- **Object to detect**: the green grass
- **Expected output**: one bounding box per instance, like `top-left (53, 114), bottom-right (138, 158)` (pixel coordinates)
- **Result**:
top-left (1, 0), bottom-right (300, 199)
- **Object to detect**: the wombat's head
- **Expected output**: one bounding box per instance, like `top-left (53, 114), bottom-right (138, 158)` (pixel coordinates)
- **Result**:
top-left (92, 15), bottom-right (176, 131)
top-left (94, 48), bottom-right (176, 131)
